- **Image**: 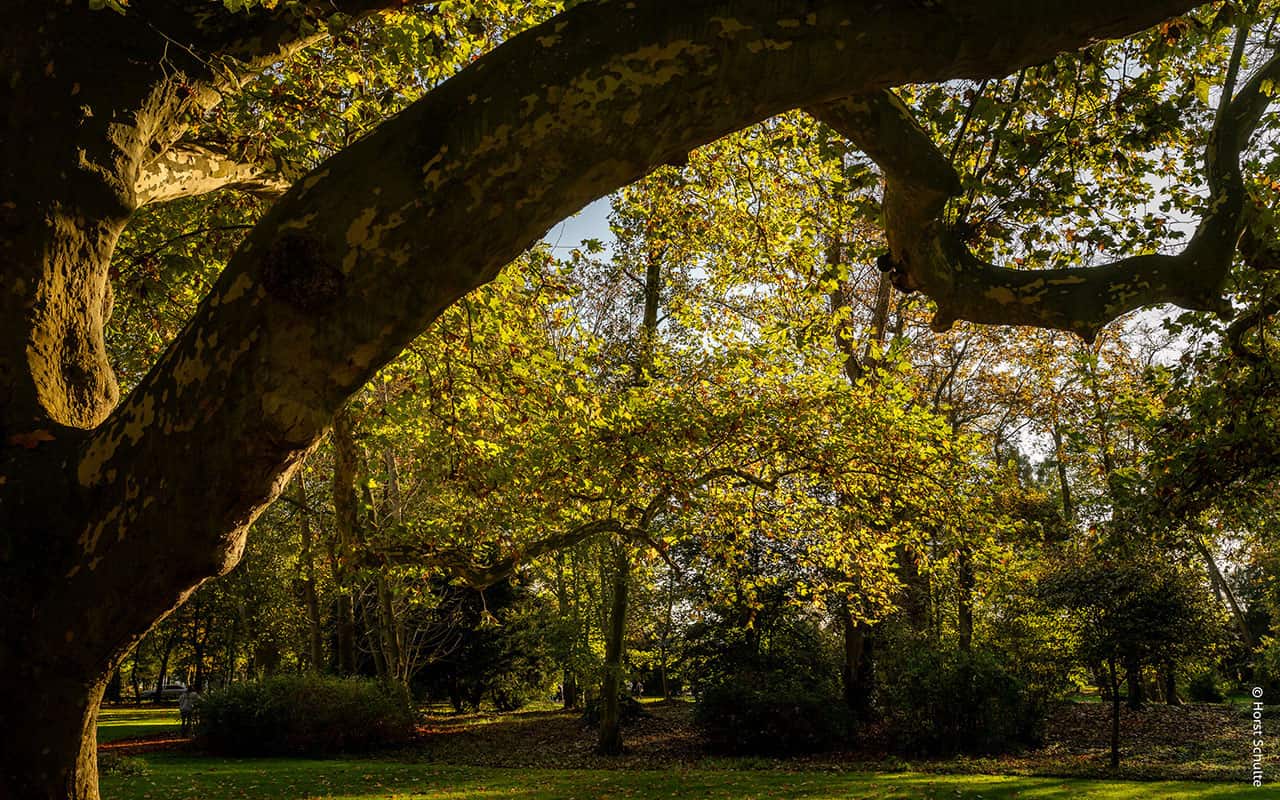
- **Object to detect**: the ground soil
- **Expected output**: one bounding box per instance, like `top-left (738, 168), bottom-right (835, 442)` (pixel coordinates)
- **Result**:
top-left (99, 697), bottom-right (1256, 782)
top-left (408, 699), bottom-right (1256, 781)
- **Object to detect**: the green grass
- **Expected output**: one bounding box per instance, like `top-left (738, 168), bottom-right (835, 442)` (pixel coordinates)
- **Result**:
top-left (99, 755), bottom-right (1261, 799)
top-left (98, 706), bottom-right (180, 743)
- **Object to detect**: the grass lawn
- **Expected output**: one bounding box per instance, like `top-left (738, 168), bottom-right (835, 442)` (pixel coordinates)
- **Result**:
top-left (99, 755), bottom-right (1261, 799)
top-left (98, 705), bottom-right (180, 743)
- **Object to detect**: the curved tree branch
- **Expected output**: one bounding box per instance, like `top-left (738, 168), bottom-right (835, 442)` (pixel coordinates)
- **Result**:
top-left (125, 0), bottom-right (406, 82)
top-left (57, 0), bottom-right (1202, 671)
top-left (135, 140), bottom-right (303, 205)
top-left (810, 43), bottom-right (1280, 341)
top-left (399, 518), bottom-right (630, 589)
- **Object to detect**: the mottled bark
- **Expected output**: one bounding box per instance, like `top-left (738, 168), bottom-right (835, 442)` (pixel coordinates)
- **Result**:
top-left (135, 140), bottom-right (301, 206)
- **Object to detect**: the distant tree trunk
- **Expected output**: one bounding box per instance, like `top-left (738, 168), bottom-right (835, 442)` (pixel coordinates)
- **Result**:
top-left (190, 619), bottom-right (207, 692)
top-left (897, 544), bottom-right (931, 633)
top-left (1108, 656), bottom-right (1122, 769)
top-left (362, 591), bottom-right (388, 680)
top-left (1162, 659), bottom-right (1181, 706)
top-left (1125, 656), bottom-right (1144, 709)
top-left (152, 630), bottom-right (178, 704)
top-left (293, 473), bottom-right (325, 672)
top-left (376, 430), bottom-right (407, 687)
top-left (659, 566), bottom-right (676, 700)
top-left (1051, 421), bottom-right (1074, 523)
top-left (377, 575), bottom-right (403, 684)
top-left (554, 553), bottom-right (580, 709)
top-left (1193, 536), bottom-right (1255, 649)
top-left (841, 604), bottom-right (873, 717)
top-left (331, 406), bottom-right (360, 675)
top-left (1094, 664), bottom-right (1112, 700)
top-left (104, 670), bottom-right (122, 704)
top-left (957, 548), bottom-right (974, 652)
top-left (597, 542), bottom-right (630, 755)
top-left (129, 655), bottom-right (141, 705)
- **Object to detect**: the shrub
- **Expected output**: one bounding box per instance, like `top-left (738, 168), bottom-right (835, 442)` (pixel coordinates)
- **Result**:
top-left (877, 636), bottom-right (1044, 756)
top-left (686, 611), bottom-right (849, 755)
top-left (1185, 666), bottom-right (1225, 702)
top-left (581, 693), bottom-right (648, 727)
top-left (197, 674), bottom-right (415, 756)
top-left (1252, 636), bottom-right (1280, 698)
top-left (695, 678), bottom-right (849, 755)
top-left (97, 753), bottom-right (149, 777)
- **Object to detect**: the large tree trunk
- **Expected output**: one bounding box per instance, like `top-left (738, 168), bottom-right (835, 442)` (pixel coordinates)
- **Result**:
top-left (0, 679), bottom-right (108, 800)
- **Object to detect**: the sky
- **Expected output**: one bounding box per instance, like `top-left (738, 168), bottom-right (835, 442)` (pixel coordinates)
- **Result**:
top-left (542, 197), bottom-right (613, 253)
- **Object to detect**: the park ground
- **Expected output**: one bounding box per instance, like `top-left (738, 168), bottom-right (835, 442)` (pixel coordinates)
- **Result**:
top-left (98, 698), bottom-right (1270, 799)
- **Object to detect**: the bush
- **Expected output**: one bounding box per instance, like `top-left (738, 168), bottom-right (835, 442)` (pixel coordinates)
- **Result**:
top-left (1252, 636), bottom-right (1280, 698)
top-left (1185, 667), bottom-right (1225, 702)
top-left (877, 636), bottom-right (1044, 756)
top-left (197, 674), bottom-right (415, 756)
top-left (97, 753), bottom-right (149, 777)
top-left (581, 693), bottom-right (648, 727)
top-left (695, 679), bottom-right (849, 755)
top-left (686, 610), bottom-right (849, 755)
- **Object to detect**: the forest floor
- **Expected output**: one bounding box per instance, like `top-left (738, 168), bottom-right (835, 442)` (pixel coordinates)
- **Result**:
top-left (411, 698), bottom-right (1259, 782)
top-left (97, 700), bottom-right (1268, 798)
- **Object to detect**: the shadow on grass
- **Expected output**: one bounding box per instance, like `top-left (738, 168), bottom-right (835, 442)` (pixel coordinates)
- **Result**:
top-left (99, 756), bottom-right (1260, 800)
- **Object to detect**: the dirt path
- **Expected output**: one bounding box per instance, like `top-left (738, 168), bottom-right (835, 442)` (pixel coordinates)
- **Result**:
top-left (99, 734), bottom-right (193, 756)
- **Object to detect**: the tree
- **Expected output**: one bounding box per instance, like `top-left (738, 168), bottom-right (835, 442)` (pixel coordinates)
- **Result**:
top-left (1040, 547), bottom-right (1225, 767)
top-left (1, 1), bottom-right (1265, 797)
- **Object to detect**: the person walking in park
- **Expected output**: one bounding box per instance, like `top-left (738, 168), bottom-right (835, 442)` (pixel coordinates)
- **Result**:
top-left (178, 687), bottom-right (200, 736)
